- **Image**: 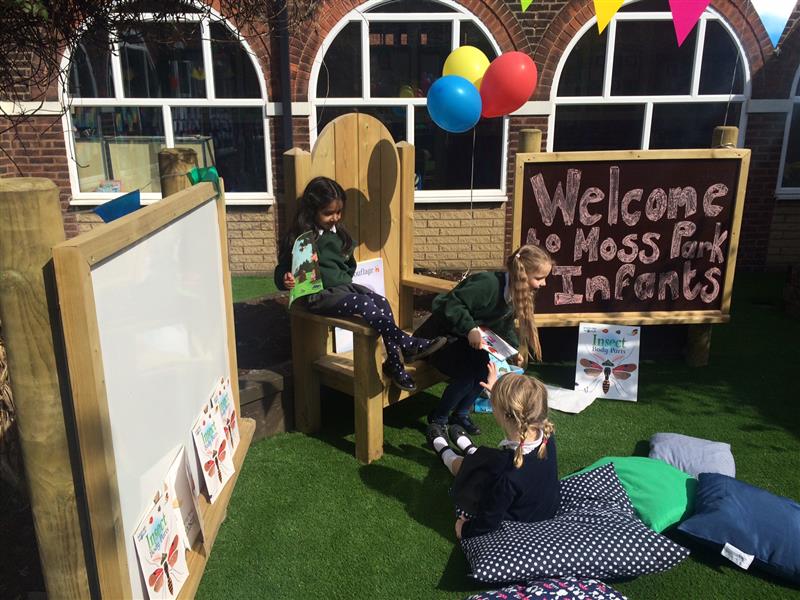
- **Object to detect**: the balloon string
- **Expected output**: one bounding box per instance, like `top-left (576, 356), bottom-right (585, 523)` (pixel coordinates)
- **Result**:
top-left (461, 127), bottom-right (477, 282)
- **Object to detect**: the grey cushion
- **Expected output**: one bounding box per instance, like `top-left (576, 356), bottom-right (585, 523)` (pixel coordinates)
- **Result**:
top-left (649, 432), bottom-right (735, 478)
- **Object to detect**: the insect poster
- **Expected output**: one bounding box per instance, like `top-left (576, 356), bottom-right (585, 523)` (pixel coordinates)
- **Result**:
top-left (209, 376), bottom-right (239, 452)
top-left (575, 322), bottom-right (640, 401)
top-left (133, 488), bottom-right (189, 600)
top-left (191, 401), bottom-right (235, 503)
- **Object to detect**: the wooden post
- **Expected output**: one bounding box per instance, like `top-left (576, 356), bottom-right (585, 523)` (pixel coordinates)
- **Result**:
top-left (686, 125), bottom-right (740, 367)
top-left (397, 141), bottom-right (415, 330)
top-left (0, 178), bottom-right (91, 598)
top-left (519, 128), bottom-right (543, 153)
top-left (158, 148), bottom-right (198, 198)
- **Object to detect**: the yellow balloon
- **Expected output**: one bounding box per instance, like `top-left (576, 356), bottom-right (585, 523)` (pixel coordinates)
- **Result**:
top-left (443, 46), bottom-right (490, 89)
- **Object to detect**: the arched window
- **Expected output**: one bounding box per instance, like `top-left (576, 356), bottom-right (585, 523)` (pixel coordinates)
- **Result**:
top-left (778, 68), bottom-right (800, 197)
top-left (310, 0), bottom-right (505, 203)
top-left (63, 10), bottom-right (272, 205)
top-left (551, 0), bottom-right (748, 152)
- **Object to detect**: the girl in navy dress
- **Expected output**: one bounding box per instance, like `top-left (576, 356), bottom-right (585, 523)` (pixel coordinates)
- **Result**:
top-left (275, 176), bottom-right (445, 392)
top-left (427, 364), bottom-right (559, 540)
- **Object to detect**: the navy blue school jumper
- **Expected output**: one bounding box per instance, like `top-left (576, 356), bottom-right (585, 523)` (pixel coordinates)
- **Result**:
top-left (274, 228), bottom-right (415, 375)
top-left (414, 271), bottom-right (519, 423)
top-left (454, 436), bottom-right (559, 540)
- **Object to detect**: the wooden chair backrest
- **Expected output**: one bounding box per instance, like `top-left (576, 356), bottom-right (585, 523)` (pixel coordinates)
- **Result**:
top-left (284, 113), bottom-right (410, 315)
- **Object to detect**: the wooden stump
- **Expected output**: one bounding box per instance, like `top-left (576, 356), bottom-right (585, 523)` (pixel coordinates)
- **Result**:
top-left (158, 148), bottom-right (198, 198)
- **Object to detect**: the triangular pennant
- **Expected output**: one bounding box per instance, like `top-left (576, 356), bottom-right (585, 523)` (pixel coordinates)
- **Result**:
top-left (521, 0), bottom-right (534, 11)
top-left (594, 0), bottom-right (624, 33)
top-left (752, 0), bottom-right (797, 47)
top-left (669, 0), bottom-right (712, 46)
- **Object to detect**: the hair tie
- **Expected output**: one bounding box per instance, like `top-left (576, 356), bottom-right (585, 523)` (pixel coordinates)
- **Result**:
top-left (514, 252), bottom-right (521, 260)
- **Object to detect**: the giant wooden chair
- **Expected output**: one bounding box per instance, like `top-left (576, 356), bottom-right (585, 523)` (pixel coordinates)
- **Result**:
top-left (283, 113), bottom-right (455, 463)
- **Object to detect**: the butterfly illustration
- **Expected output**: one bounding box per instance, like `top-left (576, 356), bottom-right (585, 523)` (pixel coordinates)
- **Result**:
top-left (203, 438), bottom-right (227, 482)
top-left (148, 535), bottom-right (180, 595)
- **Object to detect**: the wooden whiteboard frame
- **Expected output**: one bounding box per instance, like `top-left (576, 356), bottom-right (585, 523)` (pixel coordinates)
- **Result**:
top-left (53, 182), bottom-right (254, 599)
top-left (512, 148), bottom-right (750, 327)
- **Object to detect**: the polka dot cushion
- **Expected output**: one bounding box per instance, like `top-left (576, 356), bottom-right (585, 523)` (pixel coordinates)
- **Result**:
top-left (460, 463), bottom-right (690, 583)
top-left (465, 577), bottom-right (628, 600)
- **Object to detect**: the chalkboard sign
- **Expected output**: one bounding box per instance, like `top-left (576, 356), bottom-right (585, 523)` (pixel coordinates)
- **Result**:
top-left (512, 149), bottom-right (750, 326)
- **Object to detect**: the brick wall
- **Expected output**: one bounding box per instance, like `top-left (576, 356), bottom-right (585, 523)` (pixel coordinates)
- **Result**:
top-left (768, 201), bottom-right (800, 269)
top-left (414, 205), bottom-right (506, 270)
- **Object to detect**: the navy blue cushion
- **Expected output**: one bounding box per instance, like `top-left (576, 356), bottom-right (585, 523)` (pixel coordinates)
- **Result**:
top-left (677, 473), bottom-right (800, 583)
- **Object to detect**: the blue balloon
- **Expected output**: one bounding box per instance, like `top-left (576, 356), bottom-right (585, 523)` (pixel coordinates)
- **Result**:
top-left (426, 75), bottom-right (482, 133)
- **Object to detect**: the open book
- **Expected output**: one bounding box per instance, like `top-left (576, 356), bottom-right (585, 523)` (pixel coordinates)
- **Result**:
top-left (289, 231), bottom-right (323, 306)
top-left (478, 326), bottom-right (517, 360)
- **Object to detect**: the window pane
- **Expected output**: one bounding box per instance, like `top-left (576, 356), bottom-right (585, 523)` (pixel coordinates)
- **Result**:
top-left (782, 105), bottom-right (800, 187)
top-left (612, 21), bottom-right (696, 95)
top-left (650, 102), bottom-right (741, 149)
top-left (71, 107), bottom-right (165, 193)
top-left (699, 21), bottom-right (744, 94)
top-left (120, 23), bottom-right (205, 98)
top-left (414, 108), bottom-right (502, 189)
top-left (619, 0), bottom-right (671, 11)
top-left (69, 31), bottom-right (114, 98)
top-left (554, 105), bottom-right (645, 151)
top-left (557, 27), bottom-right (607, 96)
top-left (172, 107), bottom-right (266, 192)
top-left (210, 23), bottom-right (260, 98)
top-left (316, 107), bottom-right (406, 142)
top-left (318, 22), bottom-right (362, 98)
top-left (367, 0), bottom-right (456, 12)
top-left (459, 22), bottom-right (498, 60)
top-left (370, 22), bottom-right (450, 98)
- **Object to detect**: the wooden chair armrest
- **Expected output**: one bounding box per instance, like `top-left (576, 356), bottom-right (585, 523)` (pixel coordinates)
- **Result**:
top-left (401, 273), bottom-right (457, 294)
top-left (289, 304), bottom-right (377, 337)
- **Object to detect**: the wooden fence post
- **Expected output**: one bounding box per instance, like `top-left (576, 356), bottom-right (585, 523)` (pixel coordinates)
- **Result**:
top-left (158, 148), bottom-right (198, 198)
top-left (0, 178), bottom-right (91, 597)
top-left (686, 125), bottom-right (740, 367)
top-left (519, 128), bottom-right (543, 154)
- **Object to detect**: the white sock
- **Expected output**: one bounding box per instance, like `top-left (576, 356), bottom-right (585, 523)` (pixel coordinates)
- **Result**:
top-left (432, 437), bottom-right (449, 453)
top-left (441, 448), bottom-right (460, 475)
top-left (454, 434), bottom-right (477, 455)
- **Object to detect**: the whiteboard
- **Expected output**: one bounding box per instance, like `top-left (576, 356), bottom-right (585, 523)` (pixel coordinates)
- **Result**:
top-left (90, 200), bottom-right (230, 599)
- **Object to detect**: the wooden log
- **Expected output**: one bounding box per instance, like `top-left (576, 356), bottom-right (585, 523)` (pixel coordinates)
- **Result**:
top-left (686, 126), bottom-right (740, 367)
top-left (0, 178), bottom-right (91, 598)
top-left (158, 148), bottom-right (198, 198)
top-left (519, 128), bottom-right (543, 153)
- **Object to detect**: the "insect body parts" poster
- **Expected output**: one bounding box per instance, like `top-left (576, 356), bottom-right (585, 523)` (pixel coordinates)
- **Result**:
top-left (575, 322), bottom-right (640, 401)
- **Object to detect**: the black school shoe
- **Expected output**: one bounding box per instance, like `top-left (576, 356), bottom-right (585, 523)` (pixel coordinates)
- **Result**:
top-left (382, 362), bottom-right (418, 393)
top-left (425, 422), bottom-right (448, 454)
top-left (447, 423), bottom-right (478, 455)
top-left (449, 414), bottom-right (481, 436)
top-left (402, 336), bottom-right (447, 363)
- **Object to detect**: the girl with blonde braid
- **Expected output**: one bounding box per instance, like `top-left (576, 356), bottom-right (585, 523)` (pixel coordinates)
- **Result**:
top-left (426, 364), bottom-right (559, 540)
top-left (415, 244), bottom-right (552, 436)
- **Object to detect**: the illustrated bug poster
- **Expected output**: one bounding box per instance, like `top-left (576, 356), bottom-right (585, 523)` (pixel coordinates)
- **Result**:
top-left (133, 488), bottom-right (189, 599)
top-left (191, 401), bottom-right (235, 503)
top-left (209, 376), bottom-right (239, 452)
top-left (575, 322), bottom-right (640, 401)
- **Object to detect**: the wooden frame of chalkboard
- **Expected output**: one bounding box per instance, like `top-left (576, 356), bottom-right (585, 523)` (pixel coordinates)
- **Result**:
top-left (52, 181), bottom-right (254, 599)
top-left (513, 149), bottom-right (750, 327)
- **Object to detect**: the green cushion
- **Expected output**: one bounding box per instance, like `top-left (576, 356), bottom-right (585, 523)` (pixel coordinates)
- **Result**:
top-left (565, 457), bottom-right (696, 532)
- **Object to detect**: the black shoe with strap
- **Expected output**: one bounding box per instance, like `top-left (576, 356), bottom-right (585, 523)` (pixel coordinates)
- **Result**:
top-left (449, 414), bottom-right (481, 436)
top-left (382, 362), bottom-right (417, 392)
top-left (402, 336), bottom-right (447, 363)
top-left (425, 422), bottom-right (449, 455)
top-left (447, 423), bottom-right (478, 455)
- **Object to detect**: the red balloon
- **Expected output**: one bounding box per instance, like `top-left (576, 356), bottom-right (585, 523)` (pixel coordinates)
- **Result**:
top-left (480, 52), bottom-right (538, 118)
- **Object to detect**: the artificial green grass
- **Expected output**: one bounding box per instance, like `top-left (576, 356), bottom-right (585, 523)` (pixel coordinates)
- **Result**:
top-left (231, 275), bottom-right (277, 302)
top-left (199, 273), bottom-right (800, 599)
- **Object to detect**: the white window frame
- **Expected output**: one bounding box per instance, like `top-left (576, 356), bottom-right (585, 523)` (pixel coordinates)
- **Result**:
top-left (308, 0), bottom-right (508, 204)
top-left (549, 2), bottom-right (751, 152)
top-left (60, 7), bottom-right (274, 206)
top-left (777, 67), bottom-right (800, 200)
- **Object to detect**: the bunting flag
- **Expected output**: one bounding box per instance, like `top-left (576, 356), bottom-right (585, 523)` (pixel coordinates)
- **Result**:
top-left (594, 0), bottom-right (624, 33)
top-left (751, 0), bottom-right (798, 47)
top-left (669, 0), bottom-right (712, 46)
top-left (521, 0), bottom-right (534, 11)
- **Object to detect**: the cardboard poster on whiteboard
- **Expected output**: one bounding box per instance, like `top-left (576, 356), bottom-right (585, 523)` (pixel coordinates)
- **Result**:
top-left (335, 257), bottom-right (386, 353)
top-left (575, 323), bottom-right (640, 401)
